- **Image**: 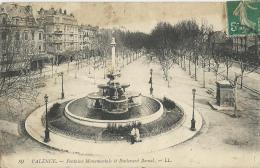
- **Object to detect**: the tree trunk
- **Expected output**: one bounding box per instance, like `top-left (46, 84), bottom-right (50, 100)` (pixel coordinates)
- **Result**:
top-left (183, 55), bottom-right (186, 71)
top-left (226, 64), bottom-right (229, 80)
top-left (203, 60), bottom-right (206, 88)
top-left (177, 55), bottom-right (180, 66)
top-left (240, 71), bottom-right (244, 89)
top-left (180, 54), bottom-right (183, 68)
top-left (215, 67), bottom-right (218, 82)
top-left (51, 58), bottom-right (54, 78)
top-left (194, 57), bottom-right (197, 81)
top-left (189, 55), bottom-right (191, 75)
top-left (208, 59), bottom-right (211, 72)
top-left (234, 76), bottom-right (239, 117)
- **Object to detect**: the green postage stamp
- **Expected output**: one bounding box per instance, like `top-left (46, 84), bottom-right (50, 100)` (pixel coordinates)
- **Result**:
top-left (226, 1), bottom-right (260, 36)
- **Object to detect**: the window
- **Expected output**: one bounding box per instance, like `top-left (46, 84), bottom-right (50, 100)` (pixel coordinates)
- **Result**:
top-left (39, 45), bottom-right (41, 51)
top-left (32, 31), bottom-right (34, 40)
top-left (16, 44), bottom-right (19, 52)
top-left (1, 31), bottom-right (7, 40)
top-left (2, 43), bottom-right (6, 52)
top-left (24, 31), bottom-right (28, 40)
top-left (39, 32), bottom-right (42, 40)
top-left (56, 25), bottom-right (60, 31)
top-left (2, 53), bottom-right (7, 61)
top-left (15, 32), bottom-right (20, 40)
top-left (2, 17), bottom-right (6, 24)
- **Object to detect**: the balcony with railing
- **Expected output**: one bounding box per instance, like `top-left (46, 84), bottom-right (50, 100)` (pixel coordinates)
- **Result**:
top-left (53, 30), bottom-right (63, 35)
top-left (48, 37), bottom-right (63, 44)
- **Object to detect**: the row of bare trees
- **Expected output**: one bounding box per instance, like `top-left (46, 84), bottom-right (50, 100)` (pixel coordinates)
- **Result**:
top-left (140, 20), bottom-right (259, 91)
top-left (135, 20), bottom-right (259, 118)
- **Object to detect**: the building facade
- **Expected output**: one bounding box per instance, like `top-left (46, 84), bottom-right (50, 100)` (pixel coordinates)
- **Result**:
top-left (37, 7), bottom-right (79, 63)
top-left (0, 4), bottom-right (100, 72)
top-left (79, 24), bottom-right (99, 52)
top-left (231, 36), bottom-right (259, 56)
top-left (0, 3), bottom-right (47, 73)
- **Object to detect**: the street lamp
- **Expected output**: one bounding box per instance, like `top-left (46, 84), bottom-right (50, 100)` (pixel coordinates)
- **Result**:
top-left (44, 94), bottom-right (50, 142)
top-left (191, 88), bottom-right (196, 131)
top-left (149, 68), bottom-right (153, 95)
top-left (104, 61), bottom-right (106, 79)
top-left (59, 72), bottom-right (64, 99)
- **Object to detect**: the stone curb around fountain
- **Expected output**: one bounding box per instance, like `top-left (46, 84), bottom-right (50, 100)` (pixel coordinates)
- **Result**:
top-left (25, 95), bottom-right (204, 156)
top-left (64, 95), bottom-right (164, 128)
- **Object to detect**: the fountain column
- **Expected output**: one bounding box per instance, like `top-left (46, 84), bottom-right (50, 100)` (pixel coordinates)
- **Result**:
top-left (111, 37), bottom-right (116, 72)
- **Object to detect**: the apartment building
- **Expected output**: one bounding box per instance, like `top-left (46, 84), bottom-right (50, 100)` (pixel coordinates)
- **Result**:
top-left (37, 7), bottom-right (79, 63)
top-left (79, 24), bottom-right (98, 52)
top-left (0, 3), bottom-right (47, 73)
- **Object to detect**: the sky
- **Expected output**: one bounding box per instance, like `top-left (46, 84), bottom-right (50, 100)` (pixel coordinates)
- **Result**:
top-left (23, 2), bottom-right (226, 33)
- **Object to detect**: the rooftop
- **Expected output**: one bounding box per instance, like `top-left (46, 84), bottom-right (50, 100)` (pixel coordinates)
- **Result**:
top-left (79, 24), bottom-right (99, 31)
top-left (37, 7), bottom-right (75, 18)
top-left (0, 3), bottom-right (34, 19)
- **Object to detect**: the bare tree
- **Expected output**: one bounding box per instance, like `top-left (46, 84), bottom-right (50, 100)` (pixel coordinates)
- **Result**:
top-left (149, 22), bottom-right (178, 87)
top-left (0, 30), bottom-right (40, 105)
top-left (234, 36), bottom-right (260, 89)
top-left (174, 20), bottom-right (201, 77)
top-left (222, 37), bottom-right (234, 80)
top-left (209, 31), bottom-right (228, 82)
top-left (158, 49), bottom-right (176, 87)
top-left (195, 23), bottom-right (213, 87)
top-left (229, 35), bottom-right (259, 117)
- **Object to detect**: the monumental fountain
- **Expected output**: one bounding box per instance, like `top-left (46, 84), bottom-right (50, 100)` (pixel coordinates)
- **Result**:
top-left (64, 37), bottom-right (164, 127)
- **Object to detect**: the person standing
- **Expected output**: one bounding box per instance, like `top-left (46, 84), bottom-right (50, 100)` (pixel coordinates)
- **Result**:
top-left (135, 127), bottom-right (141, 142)
top-left (130, 127), bottom-right (136, 144)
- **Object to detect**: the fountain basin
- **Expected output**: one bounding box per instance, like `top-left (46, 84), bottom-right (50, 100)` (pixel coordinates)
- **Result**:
top-left (64, 95), bottom-right (163, 128)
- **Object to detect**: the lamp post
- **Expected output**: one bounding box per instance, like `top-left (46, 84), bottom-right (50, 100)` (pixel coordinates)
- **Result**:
top-left (59, 72), bottom-right (64, 99)
top-left (44, 94), bottom-right (50, 142)
top-left (104, 60), bottom-right (106, 79)
top-left (191, 88), bottom-right (196, 131)
top-left (149, 69), bottom-right (153, 95)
